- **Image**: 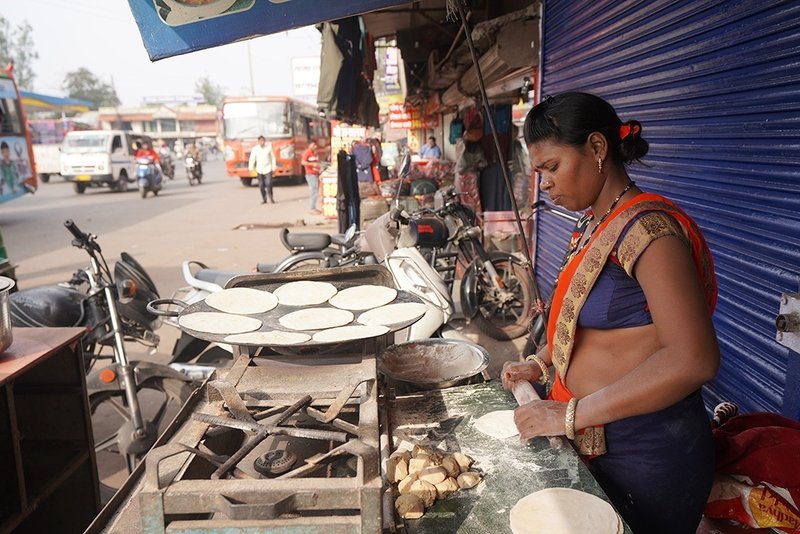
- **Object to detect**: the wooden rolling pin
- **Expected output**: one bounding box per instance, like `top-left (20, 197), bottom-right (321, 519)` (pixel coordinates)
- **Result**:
top-left (508, 378), bottom-right (565, 449)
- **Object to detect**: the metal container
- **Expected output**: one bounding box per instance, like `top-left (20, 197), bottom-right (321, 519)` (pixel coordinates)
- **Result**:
top-left (378, 338), bottom-right (490, 390)
top-left (0, 276), bottom-right (15, 353)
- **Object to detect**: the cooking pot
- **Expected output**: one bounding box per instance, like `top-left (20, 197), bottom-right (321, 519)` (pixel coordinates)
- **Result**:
top-left (0, 276), bottom-right (15, 353)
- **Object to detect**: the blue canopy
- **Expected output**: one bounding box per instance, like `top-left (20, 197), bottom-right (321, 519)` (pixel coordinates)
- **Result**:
top-left (127, 0), bottom-right (407, 61)
top-left (20, 91), bottom-right (93, 112)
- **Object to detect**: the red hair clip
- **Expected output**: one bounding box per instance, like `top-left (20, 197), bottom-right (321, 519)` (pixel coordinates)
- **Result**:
top-left (620, 122), bottom-right (641, 140)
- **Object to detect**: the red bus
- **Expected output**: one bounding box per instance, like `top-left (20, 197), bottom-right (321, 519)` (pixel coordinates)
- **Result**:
top-left (222, 96), bottom-right (330, 186)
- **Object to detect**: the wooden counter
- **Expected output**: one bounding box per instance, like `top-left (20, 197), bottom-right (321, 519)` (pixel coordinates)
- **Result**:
top-left (0, 327), bottom-right (100, 534)
top-left (388, 381), bottom-right (632, 533)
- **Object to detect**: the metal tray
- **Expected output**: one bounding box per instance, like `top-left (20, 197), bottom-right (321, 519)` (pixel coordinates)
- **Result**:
top-left (149, 265), bottom-right (425, 348)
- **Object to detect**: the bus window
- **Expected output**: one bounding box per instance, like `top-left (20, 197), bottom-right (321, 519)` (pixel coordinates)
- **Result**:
top-left (0, 86), bottom-right (23, 135)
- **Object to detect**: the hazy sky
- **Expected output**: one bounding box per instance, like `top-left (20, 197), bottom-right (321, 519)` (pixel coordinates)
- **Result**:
top-left (1, 0), bottom-right (322, 106)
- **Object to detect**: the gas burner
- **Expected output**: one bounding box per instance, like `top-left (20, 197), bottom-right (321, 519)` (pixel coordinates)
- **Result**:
top-left (253, 449), bottom-right (297, 476)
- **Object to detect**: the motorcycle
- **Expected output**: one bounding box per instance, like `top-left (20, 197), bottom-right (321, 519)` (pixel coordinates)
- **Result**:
top-left (159, 149), bottom-right (175, 180)
top-left (364, 185), bottom-right (535, 340)
top-left (136, 155), bottom-right (163, 198)
top-left (9, 221), bottom-right (197, 480)
top-left (185, 154), bottom-right (202, 186)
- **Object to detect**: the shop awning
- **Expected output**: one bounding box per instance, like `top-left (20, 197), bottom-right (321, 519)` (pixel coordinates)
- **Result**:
top-left (20, 91), bottom-right (92, 113)
top-left (126, 0), bottom-right (409, 61)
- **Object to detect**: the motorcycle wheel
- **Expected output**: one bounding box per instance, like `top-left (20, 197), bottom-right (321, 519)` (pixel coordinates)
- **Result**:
top-left (89, 377), bottom-right (194, 495)
top-left (472, 255), bottom-right (534, 340)
top-left (140, 187), bottom-right (147, 199)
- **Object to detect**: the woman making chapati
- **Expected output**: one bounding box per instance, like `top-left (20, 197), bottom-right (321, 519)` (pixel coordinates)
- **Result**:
top-left (502, 92), bottom-right (719, 534)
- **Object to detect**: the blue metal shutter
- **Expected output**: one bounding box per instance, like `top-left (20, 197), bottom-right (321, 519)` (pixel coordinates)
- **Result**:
top-left (537, 0), bottom-right (800, 417)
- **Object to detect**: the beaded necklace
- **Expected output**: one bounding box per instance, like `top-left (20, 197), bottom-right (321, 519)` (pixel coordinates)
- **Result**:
top-left (557, 181), bottom-right (635, 273)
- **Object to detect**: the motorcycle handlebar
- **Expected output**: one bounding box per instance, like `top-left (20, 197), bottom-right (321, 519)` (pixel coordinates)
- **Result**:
top-left (64, 219), bottom-right (87, 240)
top-left (64, 219), bottom-right (101, 252)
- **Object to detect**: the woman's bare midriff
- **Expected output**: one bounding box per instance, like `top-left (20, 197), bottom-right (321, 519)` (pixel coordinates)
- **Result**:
top-left (564, 324), bottom-right (662, 398)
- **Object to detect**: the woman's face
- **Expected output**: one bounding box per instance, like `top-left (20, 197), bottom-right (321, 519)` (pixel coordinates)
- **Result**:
top-left (529, 139), bottom-right (601, 212)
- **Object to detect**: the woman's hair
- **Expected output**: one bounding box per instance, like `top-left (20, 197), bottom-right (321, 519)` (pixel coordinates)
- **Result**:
top-left (523, 92), bottom-right (649, 165)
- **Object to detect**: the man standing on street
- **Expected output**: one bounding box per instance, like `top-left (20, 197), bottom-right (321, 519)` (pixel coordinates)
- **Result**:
top-left (248, 135), bottom-right (275, 204)
top-left (419, 136), bottom-right (442, 159)
top-left (301, 141), bottom-right (321, 213)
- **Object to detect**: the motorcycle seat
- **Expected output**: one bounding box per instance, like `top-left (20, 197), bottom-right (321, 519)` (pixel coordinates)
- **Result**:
top-left (330, 233), bottom-right (349, 247)
top-left (195, 268), bottom-right (240, 288)
top-left (280, 228), bottom-right (331, 252)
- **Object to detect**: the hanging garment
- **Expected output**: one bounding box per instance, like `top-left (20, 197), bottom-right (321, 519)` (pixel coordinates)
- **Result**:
top-left (352, 142), bottom-right (375, 183)
top-left (479, 162), bottom-right (512, 212)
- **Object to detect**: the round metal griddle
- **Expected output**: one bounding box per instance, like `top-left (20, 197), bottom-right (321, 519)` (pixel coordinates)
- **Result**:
top-left (149, 282), bottom-right (425, 348)
top-left (378, 339), bottom-right (490, 390)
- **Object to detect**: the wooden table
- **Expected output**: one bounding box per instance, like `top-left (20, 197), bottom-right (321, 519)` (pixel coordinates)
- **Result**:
top-left (389, 381), bottom-right (632, 533)
top-left (0, 327), bottom-right (100, 534)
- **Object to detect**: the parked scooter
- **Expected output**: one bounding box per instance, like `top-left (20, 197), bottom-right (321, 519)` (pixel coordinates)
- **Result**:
top-left (185, 154), bottom-right (202, 186)
top-left (9, 221), bottom-right (197, 475)
top-left (136, 155), bottom-right (163, 198)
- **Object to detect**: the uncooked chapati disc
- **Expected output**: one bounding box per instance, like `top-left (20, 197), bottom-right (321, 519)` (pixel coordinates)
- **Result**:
top-left (273, 281), bottom-right (338, 306)
top-left (204, 287), bottom-right (278, 315)
top-left (179, 312), bottom-right (262, 335)
top-left (224, 330), bottom-right (311, 345)
top-left (312, 324), bottom-right (390, 343)
top-left (473, 410), bottom-right (519, 439)
top-left (509, 488), bottom-right (623, 534)
top-left (357, 302), bottom-right (428, 326)
top-left (278, 307), bottom-right (354, 330)
top-left (328, 285), bottom-right (398, 310)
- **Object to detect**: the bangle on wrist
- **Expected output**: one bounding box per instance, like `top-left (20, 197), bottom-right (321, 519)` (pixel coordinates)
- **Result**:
top-left (524, 354), bottom-right (550, 385)
top-left (565, 397), bottom-right (578, 440)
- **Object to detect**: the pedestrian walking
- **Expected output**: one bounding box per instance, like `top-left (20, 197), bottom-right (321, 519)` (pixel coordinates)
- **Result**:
top-left (248, 135), bottom-right (275, 204)
top-left (301, 141), bottom-right (321, 213)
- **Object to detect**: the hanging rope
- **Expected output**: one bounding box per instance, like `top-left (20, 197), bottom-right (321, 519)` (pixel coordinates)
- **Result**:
top-left (450, 0), bottom-right (546, 317)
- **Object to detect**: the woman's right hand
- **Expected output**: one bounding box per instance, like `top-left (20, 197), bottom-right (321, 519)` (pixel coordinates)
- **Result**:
top-left (501, 361), bottom-right (541, 391)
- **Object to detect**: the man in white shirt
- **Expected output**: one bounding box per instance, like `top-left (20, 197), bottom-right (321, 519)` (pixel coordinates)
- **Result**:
top-left (248, 135), bottom-right (276, 204)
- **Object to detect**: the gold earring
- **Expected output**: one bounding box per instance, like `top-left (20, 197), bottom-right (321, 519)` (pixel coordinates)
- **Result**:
top-left (597, 157), bottom-right (604, 174)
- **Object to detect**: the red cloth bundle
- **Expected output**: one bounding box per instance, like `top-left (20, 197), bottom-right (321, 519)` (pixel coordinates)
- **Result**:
top-left (705, 413), bottom-right (800, 533)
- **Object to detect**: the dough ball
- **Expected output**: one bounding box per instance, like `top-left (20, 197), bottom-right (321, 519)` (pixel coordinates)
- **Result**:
top-left (440, 455), bottom-right (461, 478)
top-left (408, 457), bottom-right (434, 475)
top-left (417, 466), bottom-right (447, 485)
top-left (398, 473), bottom-right (418, 494)
top-left (395, 494), bottom-right (425, 520)
top-left (457, 471), bottom-right (482, 490)
top-left (411, 444), bottom-right (442, 464)
top-left (434, 477), bottom-right (460, 500)
top-left (387, 454), bottom-right (410, 483)
top-left (452, 451), bottom-right (473, 473)
top-left (409, 479), bottom-right (437, 508)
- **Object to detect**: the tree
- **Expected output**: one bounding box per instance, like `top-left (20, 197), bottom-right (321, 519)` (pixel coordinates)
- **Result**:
top-left (62, 68), bottom-right (120, 109)
top-left (0, 16), bottom-right (39, 90)
top-left (195, 76), bottom-right (224, 107)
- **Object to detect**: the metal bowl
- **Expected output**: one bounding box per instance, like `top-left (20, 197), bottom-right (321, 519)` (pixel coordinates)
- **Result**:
top-left (378, 339), bottom-right (489, 390)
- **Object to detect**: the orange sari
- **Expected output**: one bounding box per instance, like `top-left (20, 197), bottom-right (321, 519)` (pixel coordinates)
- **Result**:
top-left (546, 193), bottom-right (717, 457)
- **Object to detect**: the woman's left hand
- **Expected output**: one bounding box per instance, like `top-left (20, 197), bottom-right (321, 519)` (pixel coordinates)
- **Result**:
top-left (514, 399), bottom-right (569, 441)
